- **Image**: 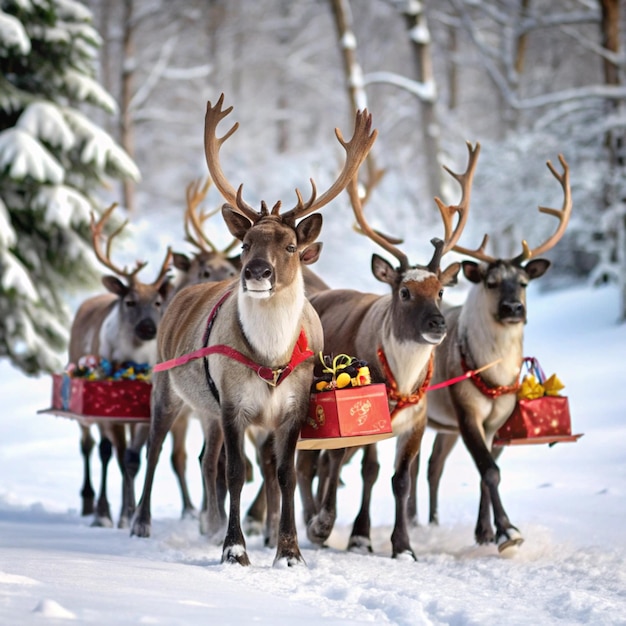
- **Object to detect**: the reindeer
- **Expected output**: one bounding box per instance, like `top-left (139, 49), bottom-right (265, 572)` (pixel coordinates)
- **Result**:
top-left (423, 154), bottom-right (571, 553)
top-left (123, 178), bottom-right (242, 521)
top-left (69, 203), bottom-right (173, 528)
top-left (130, 94), bottom-right (377, 567)
top-left (296, 142), bottom-right (480, 559)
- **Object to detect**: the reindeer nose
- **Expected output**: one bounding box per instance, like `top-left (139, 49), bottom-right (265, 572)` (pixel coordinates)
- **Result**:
top-left (135, 318), bottom-right (157, 340)
top-left (428, 314), bottom-right (446, 334)
top-left (244, 259), bottom-right (273, 282)
top-left (499, 301), bottom-right (525, 321)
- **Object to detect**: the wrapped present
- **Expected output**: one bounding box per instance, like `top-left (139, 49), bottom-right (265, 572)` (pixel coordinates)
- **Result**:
top-left (298, 383), bottom-right (392, 450)
top-left (51, 374), bottom-right (151, 419)
top-left (494, 357), bottom-right (582, 446)
top-left (45, 356), bottom-right (152, 421)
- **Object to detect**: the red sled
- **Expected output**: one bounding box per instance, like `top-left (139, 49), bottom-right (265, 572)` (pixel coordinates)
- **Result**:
top-left (41, 374), bottom-right (151, 423)
top-left (494, 396), bottom-right (583, 446)
top-left (297, 383), bottom-right (393, 450)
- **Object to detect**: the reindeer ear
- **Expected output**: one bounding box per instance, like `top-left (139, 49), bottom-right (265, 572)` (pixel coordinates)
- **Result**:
top-left (524, 258), bottom-right (551, 280)
top-left (222, 205), bottom-right (252, 240)
top-left (440, 261), bottom-right (461, 286)
top-left (461, 260), bottom-right (482, 284)
top-left (172, 252), bottom-right (191, 272)
top-left (296, 214), bottom-right (322, 247)
top-left (102, 275), bottom-right (128, 296)
top-left (371, 253), bottom-right (397, 286)
top-left (300, 242), bottom-right (322, 266)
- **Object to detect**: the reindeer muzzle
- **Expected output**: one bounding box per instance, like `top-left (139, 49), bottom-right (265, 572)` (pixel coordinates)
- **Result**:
top-left (242, 259), bottom-right (274, 296)
top-left (497, 300), bottom-right (526, 323)
top-left (135, 318), bottom-right (157, 340)
top-left (422, 312), bottom-right (447, 344)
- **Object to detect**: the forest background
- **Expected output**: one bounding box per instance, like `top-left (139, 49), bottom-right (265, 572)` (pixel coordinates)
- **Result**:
top-left (1, 0), bottom-right (625, 377)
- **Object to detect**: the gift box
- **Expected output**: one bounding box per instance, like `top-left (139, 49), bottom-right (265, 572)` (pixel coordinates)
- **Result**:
top-left (50, 373), bottom-right (151, 420)
top-left (494, 357), bottom-right (582, 446)
top-left (297, 383), bottom-right (393, 450)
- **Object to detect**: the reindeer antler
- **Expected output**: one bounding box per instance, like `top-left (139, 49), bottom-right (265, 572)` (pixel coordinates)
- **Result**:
top-left (204, 94), bottom-right (377, 225)
top-left (434, 141), bottom-right (481, 256)
top-left (453, 154), bottom-right (571, 264)
top-left (348, 173), bottom-right (410, 271)
top-left (90, 203), bottom-right (172, 285)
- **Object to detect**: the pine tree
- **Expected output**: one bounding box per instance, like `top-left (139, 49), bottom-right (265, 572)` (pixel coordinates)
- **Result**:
top-left (0, 0), bottom-right (139, 376)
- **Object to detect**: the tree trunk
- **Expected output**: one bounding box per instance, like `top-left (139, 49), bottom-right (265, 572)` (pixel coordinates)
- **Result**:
top-left (401, 0), bottom-right (441, 202)
top-left (120, 0), bottom-right (135, 212)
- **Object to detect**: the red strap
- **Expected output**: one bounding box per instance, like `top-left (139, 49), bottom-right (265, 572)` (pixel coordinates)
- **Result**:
top-left (377, 346), bottom-right (434, 420)
top-left (154, 328), bottom-right (313, 387)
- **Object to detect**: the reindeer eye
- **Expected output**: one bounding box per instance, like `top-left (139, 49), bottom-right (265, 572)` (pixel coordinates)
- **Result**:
top-left (438, 289), bottom-right (444, 299)
top-left (241, 243), bottom-right (250, 252)
top-left (287, 244), bottom-right (297, 254)
top-left (486, 280), bottom-right (498, 289)
top-left (125, 300), bottom-right (136, 307)
top-left (400, 287), bottom-right (410, 301)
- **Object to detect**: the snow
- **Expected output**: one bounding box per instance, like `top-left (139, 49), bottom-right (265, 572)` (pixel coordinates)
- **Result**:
top-left (0, 10), bottom-right (30, 54)
top-left (17, 102), bottom-right (75, 151)
top-left (0, 128), bottom-right (64, 182)
top-left (1, 215), bottom-right (626, 624)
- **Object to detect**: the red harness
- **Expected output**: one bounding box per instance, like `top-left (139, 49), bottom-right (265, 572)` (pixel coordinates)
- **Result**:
top-left (154, 289), bottom-right (314, 388)
top-left (377, 346), bottom-right (434, 420)
top-left (459, 344), bottom-right (520, 399)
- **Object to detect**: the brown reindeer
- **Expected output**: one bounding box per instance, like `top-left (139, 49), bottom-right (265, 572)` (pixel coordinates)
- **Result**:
top-left (296, 142), bottom-right (480, 559)
top-left (130, 94), bottom-right (377, 567)
top-left (123, 178), bottom-right (242, 521)
top-left (69, 203), bottom-right (173, 528)
top-left (423, 154), bottom-right (572, 553)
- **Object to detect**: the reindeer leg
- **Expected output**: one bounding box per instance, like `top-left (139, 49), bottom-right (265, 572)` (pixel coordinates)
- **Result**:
top-left (199, 418), bottom-right (226, 542)
top-left (390, 426), bottom-right (425, 560)
top-left (427, 433), bottom-right (459, 525)
top-left (273, 418), bottom-right (307, 568)
top-left (169, 411), bottom-right (197, 519)
top-left (474, 443), bottom-right (505, 544)
top-left (92, 429), bottom-right (113, 528)
top-left (459, 420), bottom-right (523, 552)
top-left (79, 425), bottom-right (96, 516)
top-left (106, 423), bottom-right (133, 529)
top-left (348, 444), bottom-right (379, 553)
top-left (131, 376), bottom-right (183, 538)
top-left (221, 405), bottom-right (249, 566)
top-left (305, 447), bottom-right (347, 547)
top-left (407, 451), bottom-right (419, 527)
top-left (295, 449), bottom-right (321, 527)
top-left (123, 422), bottom-right (150, 529)
top-left (257, 434), bottom-right (280, 549)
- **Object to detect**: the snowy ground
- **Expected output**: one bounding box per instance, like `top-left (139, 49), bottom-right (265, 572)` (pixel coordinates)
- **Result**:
top-left (1, 277), bottom-right (625, 624)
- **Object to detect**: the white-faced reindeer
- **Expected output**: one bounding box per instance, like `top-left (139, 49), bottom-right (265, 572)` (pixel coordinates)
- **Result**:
top-left (296, 142), bottom-right (480, 559)
top-left (130, 94), bottom-right (377, 567)
top-left (69, 203), bottom-right (173, 527)
top-left (423, 154), bottom-right (571, 553)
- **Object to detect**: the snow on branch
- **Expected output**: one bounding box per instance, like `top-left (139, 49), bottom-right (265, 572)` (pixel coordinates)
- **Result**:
top-left (0, 129), bottom-right (64, 183)
top-left (33, 184), bottom-right (93, 229)
top-left (364, 71), bottom-right (437, 102)
top-left (0, 198), bottom-right (16, 249)
top-left (17, 102), bottom-right (75, 151)
top-left (0, 10), bottom-right (30, 55)
top-left (63, 69), bottom-right (117, 114)
top-left (1, 252), bottom-right (38, 302)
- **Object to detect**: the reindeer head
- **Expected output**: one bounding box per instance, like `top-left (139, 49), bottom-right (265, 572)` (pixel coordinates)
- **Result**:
top-left (351, 142), bottom-right (480, 346)
top-left (91, 203), bottom-right (173, 344)
top-left (173, 178), bottom-right (240, 288)
top-left (455, 154), bottom-right (571, 325)
top-left (203, 94), bottom-right (377, 302)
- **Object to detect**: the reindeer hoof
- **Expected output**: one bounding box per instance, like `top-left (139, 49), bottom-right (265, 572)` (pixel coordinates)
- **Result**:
top-left (130, 519), bottom-right (151, 538)
top-left (91, 516), bottom-right (113, 529)
top-left (306, 512), bottom-right (334, 545)
top-left (392, 549), bottom-right (417, 562)
top-left (243, 516), bottom-right (264, 537)
top-left (222, 544), bottom-right (250, 566)
top-left (497, 527), bottom-right (524, 554)
top-left (273, 553), bottom-right (306, 568)
top-left (181, 506), bottom-right (198, 521)
top-left (348, 535), bottom-right (373, 554)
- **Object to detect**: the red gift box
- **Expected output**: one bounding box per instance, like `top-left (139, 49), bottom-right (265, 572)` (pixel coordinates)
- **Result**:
top-left (297, 383), bottom-right (393, 450)
top-left (50, 374), bottom-right (151, 420)
top-left (494, 396), bottom-right (582, 445)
